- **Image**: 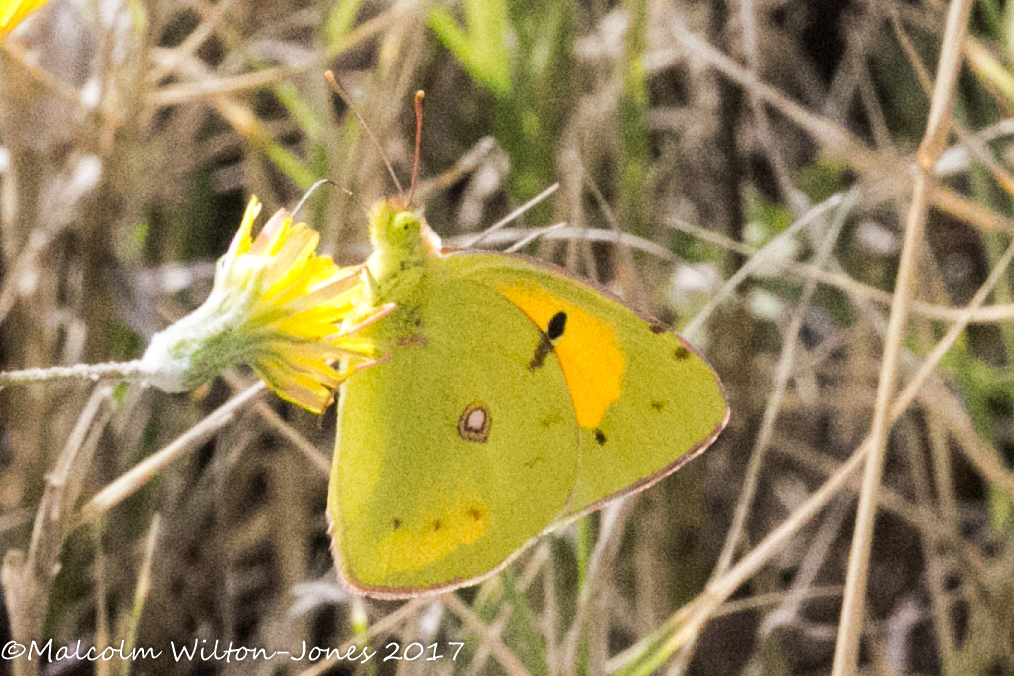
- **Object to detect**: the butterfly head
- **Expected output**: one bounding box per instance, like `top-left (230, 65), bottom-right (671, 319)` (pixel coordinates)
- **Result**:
top-left (366, 198), bottom-right (442, 287)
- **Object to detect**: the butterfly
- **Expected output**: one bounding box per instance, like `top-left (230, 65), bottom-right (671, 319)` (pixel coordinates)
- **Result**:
top-left (326, 197), bottom-right (728, 598)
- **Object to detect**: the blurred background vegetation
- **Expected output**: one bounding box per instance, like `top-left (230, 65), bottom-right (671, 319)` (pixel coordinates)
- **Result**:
top-left (2, 0), bottom-right (1014, 673)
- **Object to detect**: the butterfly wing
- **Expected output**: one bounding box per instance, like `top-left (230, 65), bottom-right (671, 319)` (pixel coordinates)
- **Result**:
top-left (329, 270), bottom-right (579, 597)
top-left (445, 252), bottom-right (729, 519)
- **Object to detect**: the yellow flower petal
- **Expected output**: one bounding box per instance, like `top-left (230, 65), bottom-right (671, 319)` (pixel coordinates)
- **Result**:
top-left (1, 0), bottom-right (51, 38)
top-left (141, 194), bottom-right (385, 413)
top-left (225, 196), bottom-right (261, 260)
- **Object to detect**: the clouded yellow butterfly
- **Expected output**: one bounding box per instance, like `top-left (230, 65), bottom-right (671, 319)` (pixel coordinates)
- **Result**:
top-left (326, 84), bottom-right (728, 598)
top-left (326, 197), bottom-right (729, 598)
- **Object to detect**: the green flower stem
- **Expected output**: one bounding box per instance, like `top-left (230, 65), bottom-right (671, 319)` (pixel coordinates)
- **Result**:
top-left (619, 0), bottom-right (650, 238)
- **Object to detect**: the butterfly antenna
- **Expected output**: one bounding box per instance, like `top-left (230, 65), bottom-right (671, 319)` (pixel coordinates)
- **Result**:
top-left (406, 90), bottom-right (425, 207)
top-left (292, 178), bottom-right (335, 217)
top-left (324, 70), bottom-right (404, 198)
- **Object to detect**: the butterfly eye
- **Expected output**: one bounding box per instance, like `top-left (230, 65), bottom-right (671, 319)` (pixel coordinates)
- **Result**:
top-left (389, 212), bottom-right (420, 243)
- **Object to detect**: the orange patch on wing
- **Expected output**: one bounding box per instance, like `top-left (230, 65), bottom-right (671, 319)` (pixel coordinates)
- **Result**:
top-left (495, 281), bottom-right (623, 429)
top-left (374, 491), bottom-right (489, 575)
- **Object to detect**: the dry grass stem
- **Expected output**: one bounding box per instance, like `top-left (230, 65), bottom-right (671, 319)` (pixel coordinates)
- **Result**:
top-left (834, 2), bottom-right (972, 670)
top-left (4, 1), bottom-right (1014, 673)
top-left (75, 383), bottom-right (265, 528)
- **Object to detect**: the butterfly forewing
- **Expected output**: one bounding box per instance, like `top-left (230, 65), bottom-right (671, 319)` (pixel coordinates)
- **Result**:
top-left (445, 253), bottom-right (729, 519)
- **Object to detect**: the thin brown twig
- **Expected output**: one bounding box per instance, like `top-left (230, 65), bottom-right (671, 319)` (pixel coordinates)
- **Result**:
top-left (832, 1), bottom-right (972, 672)
top-left (295, 599), bottom-right (432, 676)
top-left (223, 372), bottom-right (331, 475)
top-left (666, 16), bottom-right (898, 181)
top-left (714, 191), bottom-right (856, 578)
top-left (442, 593), bottom-right (534, 676)
top-left (74, 383), bottom-right (265, 528)
top-left (561, 501), bottom-right (634, 675)
top-left (683, 193), bottom-right (845, 340)
top-left (609, 162), bottom-right (1011, 674)
top-left (146, 3), bottom-right (403, 107)
top-left (2, 387), bottom-right (112, 676)
top-left (738, 0), bottom-right (809, 214)
top-left (900, 414), bottom-right (958, 669)
top-left (668, 214), bottom-right (1014, 320)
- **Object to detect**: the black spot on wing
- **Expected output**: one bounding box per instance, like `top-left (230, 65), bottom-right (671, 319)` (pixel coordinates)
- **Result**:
top-left (529, 311), bottom-right (568, 370)
top-left (649, 321), bottom-right (669, 334)
top-left (674, 346), bottom-right (691, 361)
top-left (595, 429), bottom-right (607, 445)
top-left (392, 518), bottom-right (402, 530)
top-left (547, 311), bottom-right (567, 339)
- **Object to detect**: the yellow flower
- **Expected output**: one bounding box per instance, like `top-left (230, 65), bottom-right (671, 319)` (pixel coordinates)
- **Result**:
top-left (141, 196), bottom-right (385, 413)
top-left (0, 0), bottom-right (51, 38)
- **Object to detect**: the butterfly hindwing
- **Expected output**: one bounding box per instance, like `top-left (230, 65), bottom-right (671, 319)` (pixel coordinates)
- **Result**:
top-left (329, 270), bottom-right (579, 597)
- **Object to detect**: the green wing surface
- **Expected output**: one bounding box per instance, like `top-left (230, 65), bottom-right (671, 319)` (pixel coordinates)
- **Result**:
top-left (330, 271), bottom-right (579, 597)
top-left (445, 252), bottom-right (729, 519)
